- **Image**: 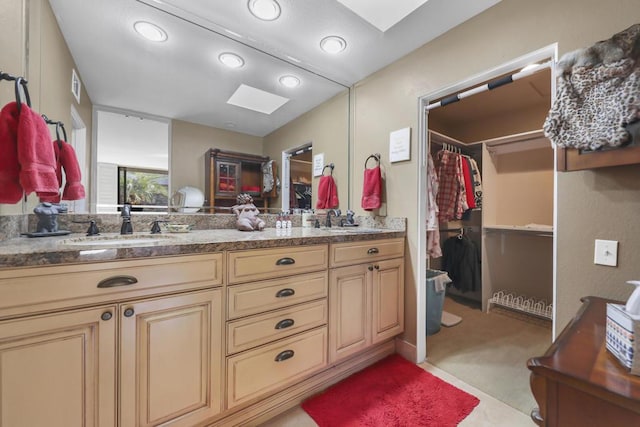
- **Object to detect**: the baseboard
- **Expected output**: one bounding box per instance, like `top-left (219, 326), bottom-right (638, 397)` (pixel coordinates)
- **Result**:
top-left (395, 336), bottom-right (417, 362)
top-left (209, 340), bottom-right (395, 426)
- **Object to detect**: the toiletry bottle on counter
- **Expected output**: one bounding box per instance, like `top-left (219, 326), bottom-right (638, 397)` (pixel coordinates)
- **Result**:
top-left (276, 214), bottom-right (282, 229)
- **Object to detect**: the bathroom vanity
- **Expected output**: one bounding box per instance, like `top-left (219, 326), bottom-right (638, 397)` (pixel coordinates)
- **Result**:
top-left (0, 226), bottom-right (404, 427)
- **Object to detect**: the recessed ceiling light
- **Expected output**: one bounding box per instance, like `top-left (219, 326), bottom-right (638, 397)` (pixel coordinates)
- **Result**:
top-left (248, 0), bottom-right (281, 21)
top-left (320, 36), bottom-right (347, 54)
top-left (279, 75), bottom-right (300, 88)
top-left (133, 21), bottom-right (168, 42)
top-left (218, 52), bottom-right (245, 69)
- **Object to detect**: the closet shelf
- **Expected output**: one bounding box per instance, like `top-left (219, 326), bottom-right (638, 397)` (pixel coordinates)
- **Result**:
top-left (488, 290), bottom-right (553, 320)
top-left (483, 224), bottom-right (553, 237)
top-left (478, 129), bottom-right (551, 155)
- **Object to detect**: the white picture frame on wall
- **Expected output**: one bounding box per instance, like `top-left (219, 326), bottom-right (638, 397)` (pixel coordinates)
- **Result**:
top-left (389, 127), bottom-right (411, 162)
top-left (71, 69), bottom-right (81, 103)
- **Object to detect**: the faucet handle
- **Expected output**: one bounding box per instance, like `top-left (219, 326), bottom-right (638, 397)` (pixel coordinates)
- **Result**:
top-left (150, 220), bottom-right (167, 234)
top-left (86, 220), bottom-right (100, 236)
top-left (121, 203), bottom-right (132, 217)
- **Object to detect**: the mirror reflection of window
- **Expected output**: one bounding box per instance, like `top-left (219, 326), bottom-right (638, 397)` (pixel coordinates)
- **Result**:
top-left (94, 109), bottom-right (169, 213)
top-left (117, 167), bottom-right (168, 212)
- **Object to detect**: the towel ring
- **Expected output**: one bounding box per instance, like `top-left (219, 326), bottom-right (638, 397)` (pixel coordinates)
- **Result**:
top-left (364, 153), bottom-right (380, 169)
top-left (322, 163), bottom-right (334, 176)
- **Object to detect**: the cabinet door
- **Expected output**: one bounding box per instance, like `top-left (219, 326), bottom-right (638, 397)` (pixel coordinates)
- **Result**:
top-left (216, 160), bottom-right (239, 195)
top-left (329, 264), bottom-right (370, 363)
top-left (120, 289), bottom-right (223, 427)
top-left (0, 306), bottom-right (117, 427)
top-left (371, 258), bottom-right (405, 344)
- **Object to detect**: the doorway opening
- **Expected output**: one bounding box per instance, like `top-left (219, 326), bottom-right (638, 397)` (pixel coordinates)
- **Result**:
top-left (417, 45), bottom-right (558, 414)
top-left (281, 143), bottom-right (312, 213)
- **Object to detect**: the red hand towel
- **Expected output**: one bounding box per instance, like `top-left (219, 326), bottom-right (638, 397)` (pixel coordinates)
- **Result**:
top-left (59, 141), bottom-right (85, 200)
top-left (39, 141), bottom-right (62, 203)
top-left (17, 105), bottom-right (58, 198)
top-left (316, 175), bottom-right (339, 209)
top-left (0, 102), bottom-right (23, 203)
top-left (361, 166), bottom-right (382, 211)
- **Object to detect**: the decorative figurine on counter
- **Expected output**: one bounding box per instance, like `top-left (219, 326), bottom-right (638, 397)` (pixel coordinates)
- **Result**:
top-left (34, 202), bottom-right (60, 233)
top-left (232, 194), bottom-right (265, 231)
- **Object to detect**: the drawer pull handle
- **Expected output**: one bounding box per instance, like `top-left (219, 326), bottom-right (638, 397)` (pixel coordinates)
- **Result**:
top-left (276, 257), bottom-right (295, 266)
top-left (275, 288), bottom-right (295, 298)
top-left (123, 308), bottom-right (135, 318)
top-left (97, 275), bottom-right (138, 288)
top-left (274, 350), bottom-right (295, 362)
top-left (101, 311), bottom-right (113, 321)
top-left (367, 248), bottom-right (379, 255)
top-left (275, 318), bottom-right (295, 330)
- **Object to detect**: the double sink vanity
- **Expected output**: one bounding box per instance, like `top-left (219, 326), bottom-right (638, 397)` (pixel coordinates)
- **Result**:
top-left (0, 216), bottom-right (405, 427)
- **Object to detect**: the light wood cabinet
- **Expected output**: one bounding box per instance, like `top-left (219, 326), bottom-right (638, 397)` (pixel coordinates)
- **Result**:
top-left (120, 289), bottom-right (223, 427)
top-left (329, 239), bottom-right (404, 364)
top-left (0, 305), bottom-right (117, 427)
top-left (0, 254), bottom-right (223, 427)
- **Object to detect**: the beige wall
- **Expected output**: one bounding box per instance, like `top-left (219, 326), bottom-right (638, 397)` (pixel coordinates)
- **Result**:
top-left (171, 119), bottom-right (263, 192)
top-left (263, 90), bottom-right (350, 210)
top-left (0, 0), bottom-right (93, 214)
top-left (349, 0), bottom-right (640, 346)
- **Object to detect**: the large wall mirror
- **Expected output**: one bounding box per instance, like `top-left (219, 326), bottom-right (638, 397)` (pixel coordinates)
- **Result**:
top-left (6, 0), bottom-right (350, 215)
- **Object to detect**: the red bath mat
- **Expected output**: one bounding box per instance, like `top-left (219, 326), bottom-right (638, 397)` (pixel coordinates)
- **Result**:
top-left (302, 354), bottom-right (479, 426)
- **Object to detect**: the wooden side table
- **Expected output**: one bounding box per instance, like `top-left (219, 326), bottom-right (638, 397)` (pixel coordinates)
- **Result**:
top-left (528, 296), bottom-right (640, 426)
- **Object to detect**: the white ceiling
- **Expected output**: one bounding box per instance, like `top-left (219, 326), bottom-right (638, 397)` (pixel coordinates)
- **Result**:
top-left (49, 0), bottom-right (501, 137)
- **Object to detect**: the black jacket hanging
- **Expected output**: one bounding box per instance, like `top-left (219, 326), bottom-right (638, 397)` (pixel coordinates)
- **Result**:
top-left (441, 234), bottom-right (481, 293)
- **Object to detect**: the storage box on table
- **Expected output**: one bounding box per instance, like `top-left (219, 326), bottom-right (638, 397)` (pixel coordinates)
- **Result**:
top-left (606, 303), bottom-right (640, 375)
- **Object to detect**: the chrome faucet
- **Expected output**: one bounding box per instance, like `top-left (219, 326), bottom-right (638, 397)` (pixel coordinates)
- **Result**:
top-left (120, 203), bottom-right (133, 235)
top-left (325, 209), bottom-right (341, 228)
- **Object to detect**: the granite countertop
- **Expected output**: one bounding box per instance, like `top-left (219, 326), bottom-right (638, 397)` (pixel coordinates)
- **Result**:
top-left (0, 227), bottom-right (405, 269)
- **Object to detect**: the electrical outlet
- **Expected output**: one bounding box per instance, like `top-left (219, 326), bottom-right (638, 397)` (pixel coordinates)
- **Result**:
top-left (594, 239), bottom-right (618, 267)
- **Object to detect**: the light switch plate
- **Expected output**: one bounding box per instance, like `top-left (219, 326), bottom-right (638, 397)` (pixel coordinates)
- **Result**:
top-left (594, 239), bottom-right (618, 267)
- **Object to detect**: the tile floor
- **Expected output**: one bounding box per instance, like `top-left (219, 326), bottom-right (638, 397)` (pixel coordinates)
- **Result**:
top-left (259, 361), bottom-right (536, 426)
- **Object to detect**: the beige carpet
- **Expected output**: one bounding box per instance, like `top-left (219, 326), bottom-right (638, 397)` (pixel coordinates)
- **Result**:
top-left (426, 295), bottom-right (551, 415)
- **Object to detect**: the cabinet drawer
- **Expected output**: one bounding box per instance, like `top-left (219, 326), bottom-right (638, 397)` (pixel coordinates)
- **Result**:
top-left (330, 238), bottom-right (404, 267)
top-left (226, 327), bottom-right (327, 408)
top-left (228, 245), bottom-right (328, 284)
top-left (227, 271), bottom-right (327, 319)
top-left (0, 254), bottom-right (223, 319)
top-left (227, 300), bottom-right (327, 354)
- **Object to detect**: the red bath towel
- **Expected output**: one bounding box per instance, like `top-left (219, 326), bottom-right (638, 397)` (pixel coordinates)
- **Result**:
top-left (60, 141), bottom-right (85, 200)
top-left (0, 102), bottom-right (23, 203)
top-left (361, 166), bottom-right (382, 210)
top-left (39, 141), bottom-right (63, 203)
top-left (316, 175), bottom-right (339, 209)
top-left (17, 105), bottom-right (58, 198)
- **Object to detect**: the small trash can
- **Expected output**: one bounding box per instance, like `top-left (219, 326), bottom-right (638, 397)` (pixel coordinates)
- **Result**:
top-left (426, 269), bottom-right (449, 335)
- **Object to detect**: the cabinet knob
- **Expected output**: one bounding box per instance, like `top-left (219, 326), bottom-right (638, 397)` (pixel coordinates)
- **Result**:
top-left (368, 265), bottom-right (374, 271)
top-left (101, 311), bottom-right (113, 321)
top-left (123, 307), bottom-right (135, 317)
top-left (275, 288), bottom-right (295, 298)
top-left (374, 265), bottom-right (380, 270)
top-left (275, 318), bottom-right (295, 330)
top-left (274, 349), bottom-right (295, 362)
top-left (367, 248), bottom-right (379, 255)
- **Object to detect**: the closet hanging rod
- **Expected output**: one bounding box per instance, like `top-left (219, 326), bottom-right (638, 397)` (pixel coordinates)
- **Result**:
top-left (426, 60), bottom-right (552, 111)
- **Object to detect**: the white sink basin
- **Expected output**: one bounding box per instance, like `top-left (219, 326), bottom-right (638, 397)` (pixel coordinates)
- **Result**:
top-left (59, 234), bottom-right (178, 248)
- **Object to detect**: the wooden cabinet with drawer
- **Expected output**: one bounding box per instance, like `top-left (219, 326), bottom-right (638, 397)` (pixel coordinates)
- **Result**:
top-left (329, 238), bottom-right (405, 363)
top-left (225, 244), bottom-right (329, 409)
top-left (0, 254), bottom-right (223, 427)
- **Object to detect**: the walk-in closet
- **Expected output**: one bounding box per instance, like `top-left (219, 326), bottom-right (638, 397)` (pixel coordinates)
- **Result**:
top-left (424, 63), bottom-right (555, 414)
